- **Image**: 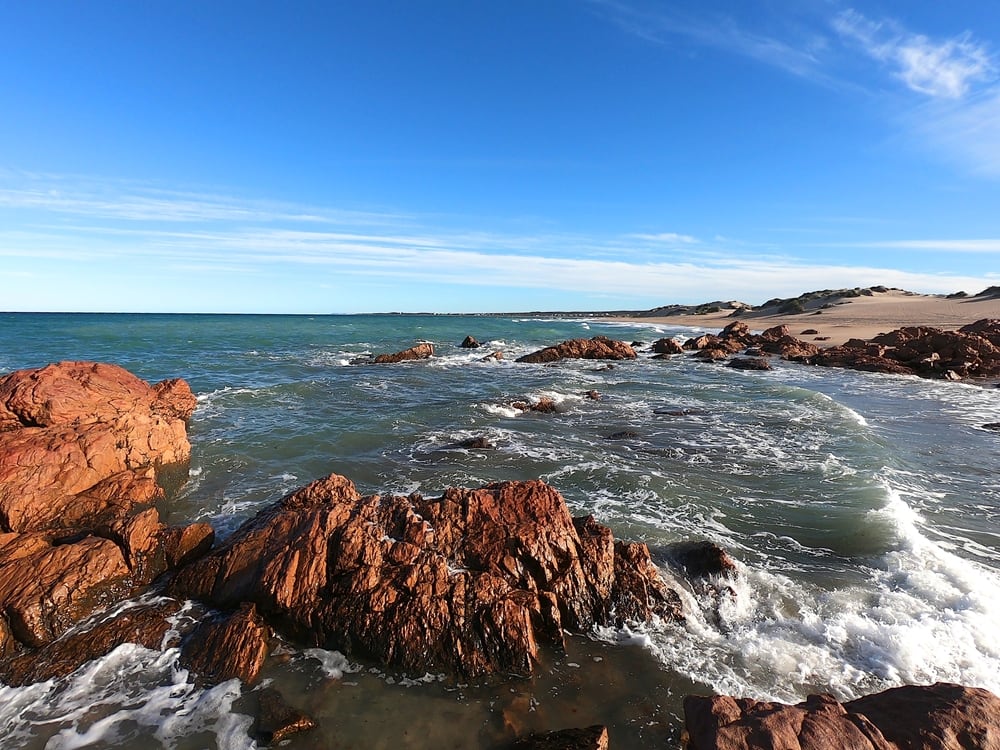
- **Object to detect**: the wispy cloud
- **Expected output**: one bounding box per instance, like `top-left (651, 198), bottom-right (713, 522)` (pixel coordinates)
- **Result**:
top-left (830, 238), bottom-right (1000, 253)
top-left (588, 0), bottom-right (832, 84)
top-left (0, 172), bottom-right (994, 311)
top-left (833, 9), bottom-right (996, 99)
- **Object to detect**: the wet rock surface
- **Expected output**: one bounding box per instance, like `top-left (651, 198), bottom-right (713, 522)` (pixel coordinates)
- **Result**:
top-left (372, 342), bottom-right (435, 364)
top-left (683, 682), bottom-right (1000, 750)
top-left (179, 602), bottom-right (271, 686)
top-left (255, 687), bottom-right (318, 744)
top-left (517, 337), bottom-right (637, 364)
top-left (169, 474), bottom-right (683, 680)
top-left (0, 599), bottom-right (184, 686)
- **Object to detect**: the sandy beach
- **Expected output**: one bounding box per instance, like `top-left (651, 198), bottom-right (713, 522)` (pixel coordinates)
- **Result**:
top-left (612, 290), bottom-right (1000, 347)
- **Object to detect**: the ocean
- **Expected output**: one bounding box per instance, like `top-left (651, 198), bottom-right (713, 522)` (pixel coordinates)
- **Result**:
top-left (1, 312), bottom-right (998, 749)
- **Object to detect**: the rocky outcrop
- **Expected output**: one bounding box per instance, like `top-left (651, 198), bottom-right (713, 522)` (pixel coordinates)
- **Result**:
top-left (461, 336), bottom-right (482, 348)
top-left (0, 599), bottom-right (184, 686)
top-left (683, 683), bottom-right (1000, 750)
top-left (517, 337), bottom-right (636, 364)
top-left (0, 362), bottom-right (209, 665)
top-left (811, 319), bottom-right (1000, 380)
top-left (372, 343), bottom-right (434, 364)
top-left (652, 338), bottom-right (684, 355)
top-left (169, 475), bottom-right (682, 680)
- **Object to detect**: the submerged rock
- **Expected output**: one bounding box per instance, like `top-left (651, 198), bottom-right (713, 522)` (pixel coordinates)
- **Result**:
top-left (372, 343), bottom-right (434, 364)
top-left (169, 475), bottom-right (683, 680)
top-left (256, 687), bottom-right (318, 744)
top-left (511, 725), bottom-right (609, 749)
top-left (517, 337), bottom-right (636, 364)
top-left (726, 357), bottom-right (772, 371)
top-left (683, 683), bottom-right (1000, 750)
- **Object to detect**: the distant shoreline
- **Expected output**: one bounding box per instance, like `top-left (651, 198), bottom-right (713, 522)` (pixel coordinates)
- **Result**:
top-left (604, 289), bottom-right (1000, 348)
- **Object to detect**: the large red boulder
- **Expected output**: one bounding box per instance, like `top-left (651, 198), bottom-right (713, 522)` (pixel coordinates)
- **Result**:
top-left (0, 362), bottom-right (210, 663)
top-left (372, 343), bottom-right (434, 363)
top-left (169, 474), bottom-right (682, 679)
top-left (683, 683), bottom-right (1000, 750)
top-left (517, 337), bottom-right (636, 364)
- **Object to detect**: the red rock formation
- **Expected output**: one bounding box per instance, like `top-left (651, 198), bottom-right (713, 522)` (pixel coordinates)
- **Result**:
top-left (517, 337), bottom-right (637, 364)
top-left (179, 603), bottom-right (271, 686)
top-left (0, 362), bottom-right (210, 663)
top-left (372, 343), bottom-right (434, 363)
top-left (652, 338), bottom-right (685, 355)
top-left (0, 599), bottom-right (183, 686)
top-left (683, 683), bottom-right (1000, 750)
top-left (727, 357), bottom-right (772, 371)
top-left (811, 320), bottom-right (1000, 380)
top-left (169, 475), bottom-right (682, 680)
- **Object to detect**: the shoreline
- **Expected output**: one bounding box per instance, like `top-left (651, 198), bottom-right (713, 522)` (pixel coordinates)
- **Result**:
top-left (604, 290), bottom-right (1000, 348)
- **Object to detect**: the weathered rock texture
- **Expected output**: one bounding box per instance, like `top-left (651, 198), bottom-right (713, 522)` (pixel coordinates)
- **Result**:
top-left (517, 337), bottom-right (637, 364)
top-left (0, 599), bottom-right (183, 686)
top-left (0, 362), bottom-right (209, 663)
top-left (683, 683), bottom-right (1000, 750)
top-left (811, 320), bottom-right (1000, 380)
top-left (179, 602), bottom-right (271, 686)
top-left (170, 475), bottom-right (682, 679)
top-left (372, 343), bottom-right (434, 364)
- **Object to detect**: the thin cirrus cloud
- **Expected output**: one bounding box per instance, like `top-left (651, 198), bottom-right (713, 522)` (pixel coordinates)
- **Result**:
top-left (832, 9), bottom-right (995, 99)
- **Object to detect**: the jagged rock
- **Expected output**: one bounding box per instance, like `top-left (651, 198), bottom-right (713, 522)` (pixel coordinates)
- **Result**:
top-left (669, 541), bottom-right (737, 578)
top-left (179, 603), bottom-right (271, 686)
top-left (461, 336), bottom-right (482, 348)
top-left (511, 725), bottom-right (609, 749)
top-left (0, 362), bottom-right (202, 655)
top-left (684, 334), bottom-right (722, 351)
top-left (651, 338), bottom-right (684, 355)
top-left (169, 475), bottom-right (683, 680)
top-left (683, 683), bottom-right (1000, 750)
top-left (256, 687), bottom-right (317, 744)
top-left (0, 599), bottom-right (183, 686)
top-left (372, 343), bottom-right (434, 364)
top-left (727, 357), bottom-right (772, 371)
top-left (516, 337), bottom-right (636, 364)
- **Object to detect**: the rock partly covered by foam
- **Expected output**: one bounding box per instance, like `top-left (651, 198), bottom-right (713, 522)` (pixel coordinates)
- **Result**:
top-left (372, 343), bottom-right (434, 364)
top-left (169, 474), bottom-right (682, 679)
top-left (683, 683), bottom-right (1000, 750)
top-left (0, 362), bottom-right (210, 663)
top-left (517, 337), bottom-right (637, 364)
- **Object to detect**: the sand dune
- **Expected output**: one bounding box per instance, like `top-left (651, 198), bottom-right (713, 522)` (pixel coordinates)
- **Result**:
top-left (613, 290), bottom-right (1000, 347)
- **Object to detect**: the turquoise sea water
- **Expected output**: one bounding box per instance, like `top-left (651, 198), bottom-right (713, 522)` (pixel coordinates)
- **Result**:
top-left (1, 312), bottom-right (999, 748)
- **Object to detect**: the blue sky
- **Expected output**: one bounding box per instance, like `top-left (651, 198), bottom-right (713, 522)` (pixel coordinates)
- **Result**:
top-left (1, 1), bottom-right (998, 313)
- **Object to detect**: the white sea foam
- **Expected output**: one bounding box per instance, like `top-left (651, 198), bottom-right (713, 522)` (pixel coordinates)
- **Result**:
top-left (303, 648), bottom-right (356, 680)
top-left (633, 483), bottom-right (1000, 704)
top-left (0, 644), bottom-right (253, 749)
